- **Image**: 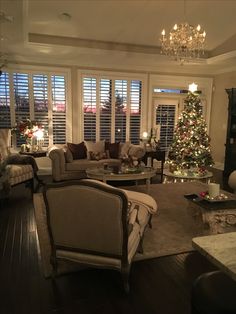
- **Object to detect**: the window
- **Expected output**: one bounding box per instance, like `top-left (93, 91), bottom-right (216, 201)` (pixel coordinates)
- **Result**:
top-left (0, 71), bottom-right (68, 147)
top-left (155, 104), bottom-right (177, 151)
top-left (82, 76), bottom-right (142, 143)
top-left (51, 75), bottom-right (66, 144)
top-left (33, 74), bottom-right (49, 145)
top-left (130, 80), bottom-right (142, 144)
top-left (100, 79), bottom-right (112, 141)
top-left (0, 72), bottom-right (11, 128)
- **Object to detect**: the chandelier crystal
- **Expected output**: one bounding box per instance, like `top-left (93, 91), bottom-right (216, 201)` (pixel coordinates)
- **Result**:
top-left (160, 22), bottom-right (206, 63)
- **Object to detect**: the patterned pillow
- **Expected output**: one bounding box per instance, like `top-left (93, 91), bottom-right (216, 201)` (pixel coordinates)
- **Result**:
top-left (84, 140), bottom-right (105, 159)
top-left (67, 142), bottom-right (87, 160)
top-left (89, 151), bottom-right (108, 161)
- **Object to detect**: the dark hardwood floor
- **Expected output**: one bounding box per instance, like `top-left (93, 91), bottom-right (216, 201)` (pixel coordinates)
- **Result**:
top-left (0, 169), bottom-right (229, 314)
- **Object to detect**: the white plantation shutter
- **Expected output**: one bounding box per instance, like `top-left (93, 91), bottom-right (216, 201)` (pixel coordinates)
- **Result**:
top-left (83, 77), bottom-right (96, 141)
top-left (0, 72), bottom-right (11, 128)
top-left (13, 73), bottom-right (30, 146)
top-left (81, 74), bottom-right (143, 143)
top-left (130, 80), bottom-right (142, 144)
top-left (33, 74), bottom-right (49, 146)
top-left (115, 80), bottom-right (127, 142)
top-left (156, 104), bottom-right (176, 151)
top-left (100, 79), bottom-right (112, 141)
top-left (51, 75), bottom-right (66, 144)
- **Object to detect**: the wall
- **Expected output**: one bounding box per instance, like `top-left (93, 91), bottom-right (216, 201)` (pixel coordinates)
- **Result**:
top-left (210, 71), bottom-right (236, 168)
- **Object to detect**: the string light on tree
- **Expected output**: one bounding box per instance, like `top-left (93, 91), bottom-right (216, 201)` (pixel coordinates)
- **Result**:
top-left (167, 89), bottom-right (214, 176)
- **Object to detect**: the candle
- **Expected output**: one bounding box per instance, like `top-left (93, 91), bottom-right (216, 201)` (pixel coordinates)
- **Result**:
top-left (208, 183), bottom-right (220, 198)
top-left (147, 157), bottom-right (152, 168)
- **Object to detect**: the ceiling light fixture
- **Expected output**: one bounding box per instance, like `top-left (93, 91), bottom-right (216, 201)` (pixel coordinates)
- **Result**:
top-left (59, 13), bottom-right (72, 21)
top-left (160, 0), bottom-right (206, 64)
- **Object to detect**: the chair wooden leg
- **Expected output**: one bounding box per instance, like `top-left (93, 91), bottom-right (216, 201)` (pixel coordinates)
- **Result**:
top-left (121, 265), bottom-right (130, 294)
top-left (137, 236), bottom-right (144, 254)
top-left (148, 214), bottom-right (153, 228)
top-left (30, 178), bottom-right (34, 194)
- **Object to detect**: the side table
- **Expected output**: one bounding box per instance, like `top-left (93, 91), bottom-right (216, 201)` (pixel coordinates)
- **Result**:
top-left (19, 151), bottom-right (47, 158)
top-left (187, 194), bottom-right (236, 234)
top-left (19, 150), bottom-right (47, 190)
top-left (142, 150), bottom-right (165, 182)
top-left (163, 169), bottom-right (213, 184)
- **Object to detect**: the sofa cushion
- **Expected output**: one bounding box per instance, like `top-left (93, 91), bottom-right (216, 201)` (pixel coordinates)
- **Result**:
top-left (105, 142), bottom-right (120, 159)
top-left (66, 159), bottom-right (101, 171)
top-left (84, 140), bottom-right (105, 159)
top-left (67, 142), bottom-right (87, 160)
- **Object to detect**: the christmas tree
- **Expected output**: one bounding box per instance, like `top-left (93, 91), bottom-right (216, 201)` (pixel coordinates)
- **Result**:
top-left (168, 92), bottom-right (214, 176)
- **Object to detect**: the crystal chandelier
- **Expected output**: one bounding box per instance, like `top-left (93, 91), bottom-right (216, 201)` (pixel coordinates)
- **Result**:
top-left (160, 2), bottom-right (206, 63)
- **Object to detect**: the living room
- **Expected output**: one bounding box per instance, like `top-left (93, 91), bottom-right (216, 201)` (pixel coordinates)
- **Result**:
top-left (1, 0), bottom-right (236, 313)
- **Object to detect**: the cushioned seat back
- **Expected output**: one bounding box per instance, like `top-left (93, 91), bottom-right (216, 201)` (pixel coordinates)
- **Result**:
top-left (0, 129), bottom-right (11, 160)
top-left (44, 181), bottom-right (128, 257)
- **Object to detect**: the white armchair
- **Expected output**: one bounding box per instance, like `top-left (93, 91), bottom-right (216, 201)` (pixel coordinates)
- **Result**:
top-left (33, 179), bottom-right (158, 292)
top-left (228, 171), bottom-right (236, 194)
top-left (0, 129), bottom-right (34, 196)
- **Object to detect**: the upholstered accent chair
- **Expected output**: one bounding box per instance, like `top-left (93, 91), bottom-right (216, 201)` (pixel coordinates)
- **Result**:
top-left (0, 129), bottom-right (34, 195)
top-left (228, 171), bottom-right (236, 194)
top-left (33, 179), bottom-right (158, 292)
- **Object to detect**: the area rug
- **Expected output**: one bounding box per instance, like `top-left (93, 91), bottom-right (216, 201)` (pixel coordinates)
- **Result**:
top-left (123, 181), bottom-right (210, 260)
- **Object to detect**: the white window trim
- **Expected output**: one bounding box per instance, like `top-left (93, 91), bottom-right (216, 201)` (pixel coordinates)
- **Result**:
top-left (77, 69), bottom-right (148, 143)
top-left (3, 64), bottom-right (72, 144)
top-left (148, 74), bottom-right (213, 134)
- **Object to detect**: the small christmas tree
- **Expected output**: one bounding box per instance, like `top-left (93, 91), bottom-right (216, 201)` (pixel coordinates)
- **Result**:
top-left (168, 92), bottom-right (214, 176)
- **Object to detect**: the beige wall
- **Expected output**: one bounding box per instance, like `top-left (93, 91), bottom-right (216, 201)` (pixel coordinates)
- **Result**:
top-left (210, 71), bottom-right (236, 166)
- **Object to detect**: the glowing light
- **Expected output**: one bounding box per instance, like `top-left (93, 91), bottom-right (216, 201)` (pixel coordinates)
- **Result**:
top-left (188, 82), bottom-right (198, 93)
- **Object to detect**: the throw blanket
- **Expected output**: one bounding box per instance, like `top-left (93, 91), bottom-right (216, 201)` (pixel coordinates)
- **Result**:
top-left (5, 154), bottom-right (39, 175)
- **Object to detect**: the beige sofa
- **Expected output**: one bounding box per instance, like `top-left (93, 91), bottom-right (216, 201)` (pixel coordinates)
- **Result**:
top-left (33, 179), bottom-right (158, 292)
top-left (49, 142), bottom-right (145, 182)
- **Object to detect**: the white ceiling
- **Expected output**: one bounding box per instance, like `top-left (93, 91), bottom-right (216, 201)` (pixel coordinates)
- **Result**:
top-left (1, 0), bottom-right (236, 75)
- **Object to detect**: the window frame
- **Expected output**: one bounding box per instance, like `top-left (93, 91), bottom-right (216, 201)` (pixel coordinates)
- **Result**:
top-left (1, 64), bottom-right (72, 147)
top-left (78, 69), bottom-right (148, 143)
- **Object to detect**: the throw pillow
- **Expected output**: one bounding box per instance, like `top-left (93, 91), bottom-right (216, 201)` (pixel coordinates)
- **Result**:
top-left (67, 142), bottom-right (87, 160)
top-left (119, 141), bottom-right (131, 158)
top-left (129, 144), bottom-right (145, 159)
top-left (89, 151), bottom-right (108, 161)
top-left (105, 142), bottom-right (120, 159)
top-left (84, 140), bottom-right (105, 159)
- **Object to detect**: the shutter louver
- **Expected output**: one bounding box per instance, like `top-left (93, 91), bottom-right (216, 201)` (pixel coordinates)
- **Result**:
top-left (51, 75), bottom-right (66, 144)
top-left (115, 80), bottom-right (127, 143)
top-left (156, 104), bottom-right (176, 151)
top-left (100, 79), bottom-right (112, 141)
top-left (130, 80), bottom-right (142, 144)
top-left (0, 72), bottom-right (11, 128)
top-left (13, 73), bottom-right (30, 146)
top-left (83, 77), bottom-right (96, 141)
top-left (33, 74), bottom-right (49, 146)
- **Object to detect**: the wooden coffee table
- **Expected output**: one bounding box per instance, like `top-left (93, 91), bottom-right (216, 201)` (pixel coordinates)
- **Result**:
top-left (86, 167), bottom-right (156, 194)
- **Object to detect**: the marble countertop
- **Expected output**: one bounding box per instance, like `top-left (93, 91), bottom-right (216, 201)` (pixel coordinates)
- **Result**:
top-left (192, 232), bottom-right (236, 281)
